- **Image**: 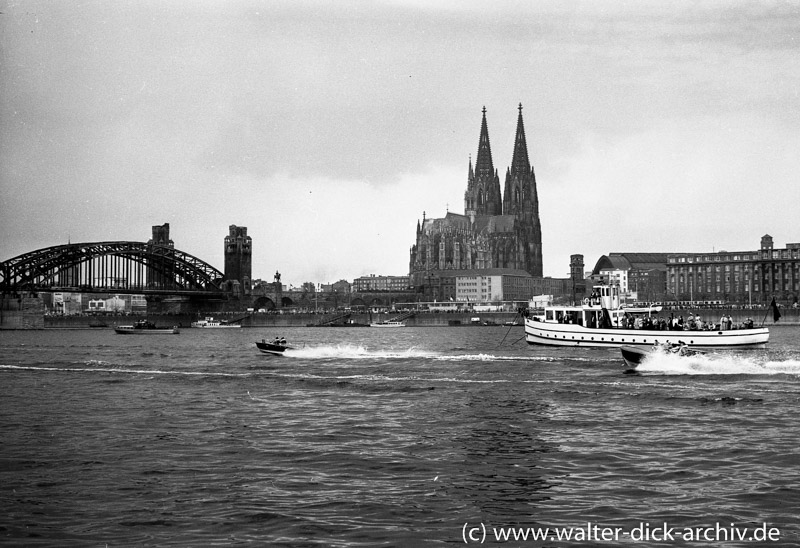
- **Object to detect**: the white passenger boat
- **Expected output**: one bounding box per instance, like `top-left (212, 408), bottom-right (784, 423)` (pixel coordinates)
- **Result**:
top-left (369, 320), bottom-right (406, 328)
top-left (524, 285), bottom-right (769, 349)
top-left (191, 316), bottom-right (242, 328)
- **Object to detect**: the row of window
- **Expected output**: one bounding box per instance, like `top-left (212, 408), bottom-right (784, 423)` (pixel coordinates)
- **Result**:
top-left (671, 264), bottom-right (800, 272)
top-left (674, 274), bottom-right (795, 283)
top-left (670, 250), bottom-right (800, 263)
top-left (669, 282), bottom-right (799, 293)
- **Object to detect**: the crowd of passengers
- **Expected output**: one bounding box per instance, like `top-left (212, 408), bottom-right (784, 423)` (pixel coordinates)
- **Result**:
top-left (618, 312), bottom-right (756, 331)
top-left (559, 311), bottom-right (756, 330)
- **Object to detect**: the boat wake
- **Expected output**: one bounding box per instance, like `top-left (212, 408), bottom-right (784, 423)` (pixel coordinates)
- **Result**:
top-left (636, 352), bottom-right (800, 376)
top-left (279, 344), bottom-right (539, 362)
top-left (0, 363), bottom-right (246, 377)
top-left (434, 353), bottom-right (554, 362)
top-left (283, 344), bottom-right (435, 360)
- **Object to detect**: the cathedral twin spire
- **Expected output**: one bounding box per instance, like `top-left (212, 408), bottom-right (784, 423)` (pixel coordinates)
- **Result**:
top-left (509, 103), bottom-right (530, 176)
top-left (465, 104), bottom-right (536, 220)
top-left (410, 103), bottom-right (544, 281)
top-left (474, 106), bottom-right (495, 182)
top-left (465, 107), bottom-right (502, 217)
top-left (504, 103), bottom-right (537, 217)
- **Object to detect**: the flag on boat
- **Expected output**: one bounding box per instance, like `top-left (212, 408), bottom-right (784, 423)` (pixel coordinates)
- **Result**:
top-left (771, 297), bottom-right (782, 322)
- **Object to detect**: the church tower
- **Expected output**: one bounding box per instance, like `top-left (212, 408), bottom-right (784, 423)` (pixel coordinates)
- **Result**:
top-left (464, 107), bottom-right (502, 218)
top-left (502, 103), bottom-right (543, 276)
top-left (503, 104), bottom-right (532, 217)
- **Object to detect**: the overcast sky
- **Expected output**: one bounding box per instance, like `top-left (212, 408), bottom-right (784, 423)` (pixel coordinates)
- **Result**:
top-left (2, 0), bottom-right (799, 287)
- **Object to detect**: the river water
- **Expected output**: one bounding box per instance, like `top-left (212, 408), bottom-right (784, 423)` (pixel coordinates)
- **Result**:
top-left (1, 325), bottom-right (799, 547)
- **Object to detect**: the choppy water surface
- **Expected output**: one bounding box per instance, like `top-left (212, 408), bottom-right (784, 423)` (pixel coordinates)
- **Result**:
top-left (2, 325), bottom-right (799, 546)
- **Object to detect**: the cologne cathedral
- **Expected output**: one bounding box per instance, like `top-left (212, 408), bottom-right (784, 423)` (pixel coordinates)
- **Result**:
top-left (409, 104), bottom-right (543, 287)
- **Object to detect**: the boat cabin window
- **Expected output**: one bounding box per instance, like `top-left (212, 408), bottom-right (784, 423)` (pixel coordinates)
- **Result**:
top-left (548, 310), bottom-right (581, 325)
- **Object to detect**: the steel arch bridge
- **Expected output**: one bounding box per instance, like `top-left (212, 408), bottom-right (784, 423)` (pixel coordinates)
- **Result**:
top-left (0, 241), bottom-right (225, 295)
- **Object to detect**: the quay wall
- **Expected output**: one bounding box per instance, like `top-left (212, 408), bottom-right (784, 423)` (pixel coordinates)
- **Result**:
top-left (12, 307), bottom-right (798, 329)
top-left (241, 312), bottom-right (519, 328)
top-left (36, 312), bottom-right (522, 329)
top-left (2, 291), bottom-right (797, 329)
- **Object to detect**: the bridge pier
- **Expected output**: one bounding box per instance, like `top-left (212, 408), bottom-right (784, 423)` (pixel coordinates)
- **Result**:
top-left (0, 292), bottom-right (45, 329)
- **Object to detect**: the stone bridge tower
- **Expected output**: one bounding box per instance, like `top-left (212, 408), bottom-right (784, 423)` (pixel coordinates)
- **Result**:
top-left (146, 223), bottom-right (175, 289)
top-left (224, 225), bottom-right (252, 296)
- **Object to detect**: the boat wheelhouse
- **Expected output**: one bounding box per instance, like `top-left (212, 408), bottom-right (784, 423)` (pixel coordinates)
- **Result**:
top-left (524, 285), bottom-right (769, 349)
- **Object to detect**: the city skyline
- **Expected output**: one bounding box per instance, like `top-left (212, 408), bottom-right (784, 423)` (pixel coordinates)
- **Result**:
top-left (2, 1), bottom-right (799, 287)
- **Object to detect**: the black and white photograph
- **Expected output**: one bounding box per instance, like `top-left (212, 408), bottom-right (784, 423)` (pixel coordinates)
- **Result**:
top-left (2, 1), bottom-right (799, 546)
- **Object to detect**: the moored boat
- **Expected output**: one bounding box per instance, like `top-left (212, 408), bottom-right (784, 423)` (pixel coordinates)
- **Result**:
top-left (369, 320), bottom-right (406, 328)
top-left (525, 285), bottom-right (769, 349)
top-left (191, 316), bottom-right (242, 328)
top-left (114, 320), bottom-right (179, 334)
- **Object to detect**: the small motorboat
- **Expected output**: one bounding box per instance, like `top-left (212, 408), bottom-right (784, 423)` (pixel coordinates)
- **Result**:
top-left (621, 343), bottom-right (705, 368)
top-left (620, 345), bottom-right (652, 368)
top-left (256, 339), bottom-right (293, 356)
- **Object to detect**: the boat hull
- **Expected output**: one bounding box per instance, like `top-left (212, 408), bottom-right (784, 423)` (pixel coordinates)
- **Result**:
top-left (114, 326), bottom-right (179, 335)
top-left (525, 318), bottom-right (768, 348)
top-left (620, 345), bottom-right (650, 368)
top-left (620, 344), bottom-right (706, 368)
top-left (255, 341), bottom-right (292, 356)
top-left (369, 322), bottom-right (405, 328)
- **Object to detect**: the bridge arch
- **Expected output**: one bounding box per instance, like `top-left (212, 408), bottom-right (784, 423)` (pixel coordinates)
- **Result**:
top-left (0, 241), bottom-right (224, 294)
top-left (253, 296), bottom-right (276, 311)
